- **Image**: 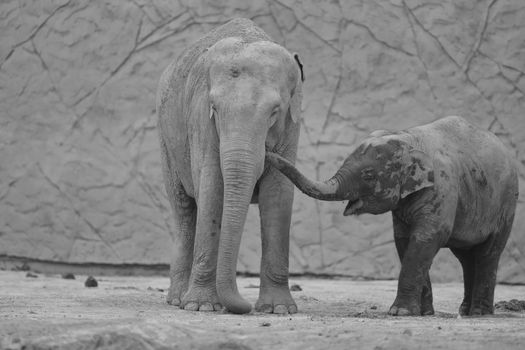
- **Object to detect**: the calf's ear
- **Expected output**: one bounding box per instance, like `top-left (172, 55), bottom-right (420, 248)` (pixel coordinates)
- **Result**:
top-left (400, 148), bottom-right (434, 199)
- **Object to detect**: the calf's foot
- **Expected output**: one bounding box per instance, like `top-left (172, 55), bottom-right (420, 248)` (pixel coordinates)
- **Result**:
top-left (388, 297), bottom-right (420, 316)
top-left (468, 301), bottom-right (494, 316)
top-left (458, 300), bottom-right (471, 316)
top-left (420, 283), bottom-right (434, 315)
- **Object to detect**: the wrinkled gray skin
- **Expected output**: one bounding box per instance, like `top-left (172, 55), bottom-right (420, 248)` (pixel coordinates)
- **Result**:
top-left (266, 116), bottom-right (518, 316)
top-left (157, 19), bottom-right (303, 314)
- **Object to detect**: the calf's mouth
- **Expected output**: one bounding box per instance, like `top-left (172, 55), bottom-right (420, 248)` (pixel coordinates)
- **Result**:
top-left (343, 198), bottom-right (363, 216)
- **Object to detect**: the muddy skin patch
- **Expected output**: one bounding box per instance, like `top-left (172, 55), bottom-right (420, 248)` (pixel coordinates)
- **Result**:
top-left (230, 67), bottom-right (240, 78)
top-left (471, 167), bottom-right (488, 187)
top-left (411, 156), bottom-right (427, 171)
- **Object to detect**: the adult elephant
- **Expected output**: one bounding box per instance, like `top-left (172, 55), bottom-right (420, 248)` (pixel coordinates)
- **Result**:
top-left (157, 18), bottom-right (304, 314)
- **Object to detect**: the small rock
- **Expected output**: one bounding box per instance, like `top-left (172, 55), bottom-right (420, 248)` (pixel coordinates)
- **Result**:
top-left (25, 272), bottom-right (38, 278)
top-left (61, 273), bottom-right (75, 279)
top-left (85, 276), bottom-right (98, 287)
top-left (437, 326), bottom-right (442, 330)
top-left (370, 305), bottom-right (377, 310)
top-left (17, 262), bottom-right (30, 271)
top-left (402, 329), bottom-right (413, 336)
top-left (290, 284), bottom-right (302, 291)
top-left (260, 322), bottom-right (271, 327)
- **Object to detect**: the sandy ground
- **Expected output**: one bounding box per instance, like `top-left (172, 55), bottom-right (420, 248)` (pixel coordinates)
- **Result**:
top-left (1, 270), bottom-right (525, 350)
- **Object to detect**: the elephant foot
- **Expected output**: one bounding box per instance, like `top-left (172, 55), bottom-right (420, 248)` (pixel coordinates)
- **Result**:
top-left (167, 283), bottom-right (187, 306)
top-left (181, 285), bottom-right (222, 312)
top-left (458, 299), bottom-right (493, 316)
top-left (255, 286), bottom-right (297, 314)
top-left (167, 294), bottom-right (181, 306)
top-left (421, 304), bottom-right (435, 316)
top-left (388, 299), bottom-right (420, 316)
top-left (420, 297), bottom-right (435, 316)
top-left (468, 304), bottom-right (494, 316)
top-left (458, 301), bottom-right (470, 316)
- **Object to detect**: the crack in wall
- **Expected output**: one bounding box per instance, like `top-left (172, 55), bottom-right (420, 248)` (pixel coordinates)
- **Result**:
top-left (345, 19), bottom-right (415, 58)
top-left (402, 0), bottom-right (461, 69)
top-left (462, 0), bottom-right (498, 75)
top-left (0, 0), bottom-right (72, 70)
top-left (272, 0), bottom-right (342, 54)
top-left (403, 3), bottom-right (438, 102)
top-left (37, 163), bottom-right (122, 260)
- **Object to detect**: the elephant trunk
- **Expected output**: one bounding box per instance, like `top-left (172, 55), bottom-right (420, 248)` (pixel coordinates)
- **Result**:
top-left (217, 143), bottom-right (262, 314)
top-left (265, 152), bottom-right (345, 201)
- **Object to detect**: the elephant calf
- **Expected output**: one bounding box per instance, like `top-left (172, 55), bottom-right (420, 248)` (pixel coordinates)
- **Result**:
top-left (266, 116), bottom-right (518, 316)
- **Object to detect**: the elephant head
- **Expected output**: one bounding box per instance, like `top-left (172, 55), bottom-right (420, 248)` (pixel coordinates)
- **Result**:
top-left (199, 37), bottom-right (303, 313)
top-left (265, 133), bottom-right (434, 216)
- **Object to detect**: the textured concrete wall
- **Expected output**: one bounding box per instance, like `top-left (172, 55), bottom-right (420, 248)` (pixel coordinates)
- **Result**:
top-left (1, 0), bottom-right (524, 282)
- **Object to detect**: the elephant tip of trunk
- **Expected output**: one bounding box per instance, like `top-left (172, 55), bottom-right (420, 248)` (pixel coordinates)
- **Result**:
top-left (225, 300), bottom-right (252, 314)
top-left (216, 279), bottom-right (252, 314)
top-left (218, 293), bottom-right (252, 314)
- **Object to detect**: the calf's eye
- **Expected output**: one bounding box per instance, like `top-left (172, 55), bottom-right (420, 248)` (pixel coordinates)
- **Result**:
top-left (361, 168), bottom-right (377, 182)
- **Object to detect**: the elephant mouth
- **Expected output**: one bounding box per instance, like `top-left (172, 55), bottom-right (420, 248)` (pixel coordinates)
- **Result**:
top-left (343, 198), bottom-right (363, 216)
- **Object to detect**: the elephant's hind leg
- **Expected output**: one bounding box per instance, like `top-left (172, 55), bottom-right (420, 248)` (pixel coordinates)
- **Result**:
top-left (161, 139), bottom-right (197, 306)
top-left (450, 248), bottom-right (475, 316)
top-left (469, 219), bottom-right (513, 315)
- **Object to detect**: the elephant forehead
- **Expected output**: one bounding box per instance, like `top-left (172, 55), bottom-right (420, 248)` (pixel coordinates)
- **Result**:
top-left (210, 41), bottom-right (296, 80)
top-left (209, 37), bottom-right (245, 55)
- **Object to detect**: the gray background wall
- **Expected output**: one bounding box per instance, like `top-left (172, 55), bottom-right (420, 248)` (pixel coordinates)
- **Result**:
top-left (1, 0), bottom-right (524, 283)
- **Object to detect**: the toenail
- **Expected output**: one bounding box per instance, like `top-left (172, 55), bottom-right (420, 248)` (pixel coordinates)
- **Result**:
top-left (199, 303), bottom-right (214, 311)
top-left (184, 302), bottom-right (199, 311)
top-left (260, 304), bottom-right (273, 313)
top-left (274, 305), bottom-right (288, 314)
top-left (168, 298), bottom-right (181, 306)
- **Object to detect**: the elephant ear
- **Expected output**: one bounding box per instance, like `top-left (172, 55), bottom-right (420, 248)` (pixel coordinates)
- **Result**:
top-left (400, 148), bottom-right (435, 199)
top-left (294, 53), bottom-right (305, 82)
top-left (289, 53), bottom-right (304, 123)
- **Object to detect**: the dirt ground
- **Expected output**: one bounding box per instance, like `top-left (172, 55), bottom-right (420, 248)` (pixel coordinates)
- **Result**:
top-left (1, 270), bottom-right (525, 350)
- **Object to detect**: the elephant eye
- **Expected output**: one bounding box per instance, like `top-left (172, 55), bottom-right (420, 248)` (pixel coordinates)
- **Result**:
top-left (361, 168), bottom-right (377, 182)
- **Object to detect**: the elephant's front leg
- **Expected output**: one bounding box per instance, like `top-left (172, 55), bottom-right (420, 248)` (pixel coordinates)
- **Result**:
top-left (255, 167), bottom-right (297, 314)
top-left (389, 223), bottom-right (444, 316)
top-left (181, 164), bottom-right (223, 311)
top-left (393, 216), bottom-right (434, 316)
